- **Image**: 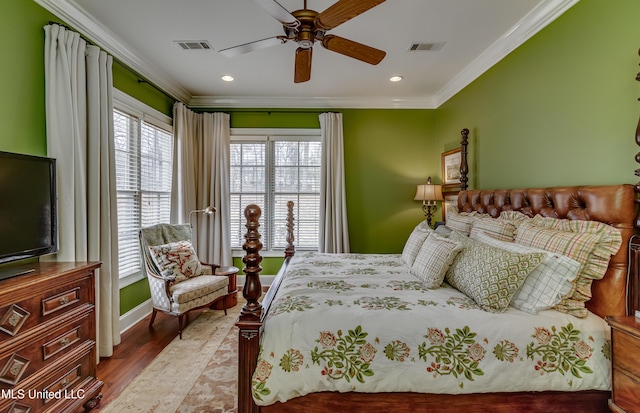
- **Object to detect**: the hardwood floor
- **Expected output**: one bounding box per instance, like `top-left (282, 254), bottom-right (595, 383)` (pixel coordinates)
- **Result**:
top-left (93, 308), bottom-right (208, 411)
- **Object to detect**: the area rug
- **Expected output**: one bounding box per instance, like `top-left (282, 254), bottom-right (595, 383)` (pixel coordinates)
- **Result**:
top-left (101, 305), bottom-right (241, 413)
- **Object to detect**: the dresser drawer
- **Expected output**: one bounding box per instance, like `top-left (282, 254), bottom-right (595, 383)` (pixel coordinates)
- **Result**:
top-left (0, 341), bottom-right (98, 413)
top-left (612, 366), bottom-right (640, 413)
top-left (0, 309), bottom-right (93, 388)
top-left (0, 277), bottom-right (93, 341)
top-left (612, 328), bottom-right (640, 378)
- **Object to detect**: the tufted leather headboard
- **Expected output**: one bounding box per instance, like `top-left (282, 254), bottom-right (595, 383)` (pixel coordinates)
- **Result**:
top-left (457, 184), bottom-right (637, 318)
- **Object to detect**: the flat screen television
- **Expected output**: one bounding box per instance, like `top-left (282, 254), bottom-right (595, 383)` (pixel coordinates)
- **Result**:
top-left (0, 151), bottom-right (58, 279)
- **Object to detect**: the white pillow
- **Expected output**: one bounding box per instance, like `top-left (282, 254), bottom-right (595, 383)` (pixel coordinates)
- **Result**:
top-left (469, 217), bottom-right (517, 242)
top-left (444, 211), bottom-right (478, 236)
top-left (474, 231), bottom-right (580, 314)
top-left (401, 224), bottom-right (433, 266)
top-left (148, 240), bottom-right (204, 282)
top-left (410, 234), bottom-right (463, 289)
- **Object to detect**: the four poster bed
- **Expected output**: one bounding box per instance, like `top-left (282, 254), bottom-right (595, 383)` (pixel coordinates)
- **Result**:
top-left (235, 62), bottom-right (640, 413)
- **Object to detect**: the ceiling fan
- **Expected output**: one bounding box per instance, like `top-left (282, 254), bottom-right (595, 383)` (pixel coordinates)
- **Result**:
top-left (219, 0), bottom-right (387, 83)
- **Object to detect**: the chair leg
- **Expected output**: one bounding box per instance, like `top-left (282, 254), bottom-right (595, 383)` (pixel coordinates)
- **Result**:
top-left (149, 308), bottom-right (158, 328)
top-left (178, 314), bottom-right (184, 339)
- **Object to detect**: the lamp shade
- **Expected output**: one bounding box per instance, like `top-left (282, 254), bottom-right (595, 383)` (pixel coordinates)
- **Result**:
top-left (414, 183), bottom-right (443, 201)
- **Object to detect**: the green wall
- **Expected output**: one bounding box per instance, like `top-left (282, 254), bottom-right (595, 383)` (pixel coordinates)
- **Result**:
top-left (0, 1), bottom-right (175, 315)
top-left (4, 0), bottom-right (639, 315)
top-left (226, 109), bottom-right (439, 261)
top-left (0, 1), bottom-right (55, 155)
top-left (435, 0), bottom-right (640, 190)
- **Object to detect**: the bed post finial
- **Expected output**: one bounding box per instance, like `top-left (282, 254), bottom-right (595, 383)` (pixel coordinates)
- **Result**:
top-left (460, 128), bottom-right (469, 191)
top-left (285, 200), bottom-right (296, 259)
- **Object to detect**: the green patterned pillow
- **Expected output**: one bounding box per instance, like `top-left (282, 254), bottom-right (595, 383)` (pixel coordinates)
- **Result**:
top-left (445, 237), bottom-right (543, 313)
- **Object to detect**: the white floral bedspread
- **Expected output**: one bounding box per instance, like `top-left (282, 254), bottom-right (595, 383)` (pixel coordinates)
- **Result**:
top-left (252, 252), bottom-right (612, 405)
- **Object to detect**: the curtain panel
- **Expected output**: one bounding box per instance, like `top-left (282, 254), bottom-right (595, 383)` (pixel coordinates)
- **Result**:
top-left (44, 24), bottom-right (120, 358)
top-left (319, 112), bottom-right (350, 253)
top-left (171, 103), bottom-right (232, 265)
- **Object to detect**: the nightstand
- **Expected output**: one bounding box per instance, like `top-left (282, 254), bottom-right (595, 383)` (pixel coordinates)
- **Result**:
top-left (212, 265), bottom-right (239, 310)
top-left (606, 316), bottom-right (640, 413)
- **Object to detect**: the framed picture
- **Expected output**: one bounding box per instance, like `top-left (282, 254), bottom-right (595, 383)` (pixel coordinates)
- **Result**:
top-left (442, 191), bottom-right (459, 222)
top-left (442, 148), bottom-right (462, 188)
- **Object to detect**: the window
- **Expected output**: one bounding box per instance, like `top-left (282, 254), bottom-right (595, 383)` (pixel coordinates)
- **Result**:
top-left (113, 90), bottom-right (173, 286)
top-left (230, 130), bottom-right (321, 252)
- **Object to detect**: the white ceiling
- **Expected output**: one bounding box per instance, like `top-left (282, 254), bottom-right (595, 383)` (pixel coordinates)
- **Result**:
top-left (37, 0), bottom-right (578, 109)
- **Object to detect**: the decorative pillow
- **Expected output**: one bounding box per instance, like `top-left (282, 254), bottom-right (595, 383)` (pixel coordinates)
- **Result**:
top-left (401, 224), bottom-right (433, 266)
top-left (469, 217), bottom-right (517, 242)
top-left (149, 240), bottom-right (204, 282)
top-left (515, 217), bottom-right (622, 317)
top-left (498, 210), bottom-right (531, 223)
top-left (474, 231), bottom-right (580, 314)
top-left (445, 236), bottom-right (544, 313)
top-left (434, 224), bottom-right (453, 237)
top-left (415, 219), bottom-right (431, 232)
top-left (410, 234), bottom-right (463, 289)
top-left (445, 211), bottom-right (480, 236)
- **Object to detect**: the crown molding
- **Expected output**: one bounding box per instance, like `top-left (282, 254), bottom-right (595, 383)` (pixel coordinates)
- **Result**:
top-left (35, 0), bottom-right (192, 103)
top-left (36, 0), bottom-right (577, 110)
top-left (188, 95), bottom-right (438, 109)
top-left (433, 0), bottom-right (579, 107)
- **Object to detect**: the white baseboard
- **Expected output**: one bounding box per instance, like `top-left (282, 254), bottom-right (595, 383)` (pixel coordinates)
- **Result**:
top-left (119, 298), bottom-right (153, 334)
top-left (237, 274), bottom-right (274, 287)
top-left (117, 275), bottom-right (277, 335)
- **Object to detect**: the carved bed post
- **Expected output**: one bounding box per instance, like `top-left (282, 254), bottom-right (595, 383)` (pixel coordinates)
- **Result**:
top-left (459, 128), bottom-right (469, 191)
top-left (285, 200), bottom-right (296, 259)
top-left (631, 48), bottom-right (640, 316)
top-left (236, 204), bottom-right (263, 413)
top-left (635, 48), bottom-right (640, 227)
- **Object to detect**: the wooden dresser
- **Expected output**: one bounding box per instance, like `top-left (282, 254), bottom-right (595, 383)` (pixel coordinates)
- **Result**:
top-left (0, 262), bottom-right (103, 413)
top-left (606, 316), bottom-right (640, 413)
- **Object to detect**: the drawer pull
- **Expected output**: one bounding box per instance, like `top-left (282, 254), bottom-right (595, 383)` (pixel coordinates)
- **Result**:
top-left (43, 326), bottom-right (82, 360)
top-left (42, 287), bottom-right (81, 316)
top-left (60, 378), bottom-right (70, 388)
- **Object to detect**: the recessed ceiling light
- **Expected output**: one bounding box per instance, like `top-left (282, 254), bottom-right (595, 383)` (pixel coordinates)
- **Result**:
top-left (221, 75), bottom-right (234, 82)
top-left (389, 75), bottom-right (403, 82)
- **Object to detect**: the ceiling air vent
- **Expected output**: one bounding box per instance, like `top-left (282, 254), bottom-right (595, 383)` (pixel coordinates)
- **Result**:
top-left (174, 40), bottom-right (213, 50)
top-left (408, 42), bottom-right (445, 52)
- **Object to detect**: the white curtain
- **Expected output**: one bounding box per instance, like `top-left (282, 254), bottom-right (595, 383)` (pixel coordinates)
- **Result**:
top-left (171, 103), bottom-right (232, 265)
top-left (319, 112), bottom-right (350, 253)
top-left (44, 24), bottom-right (120, 357)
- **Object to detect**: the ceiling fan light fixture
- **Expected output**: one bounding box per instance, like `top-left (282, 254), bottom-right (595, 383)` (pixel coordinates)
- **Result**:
top-left (234, 0), bottom-right (387, 83)
top-left (389, 75), bottom-right (403, 82)
top-left (221, 75), bottom-right (234, 82)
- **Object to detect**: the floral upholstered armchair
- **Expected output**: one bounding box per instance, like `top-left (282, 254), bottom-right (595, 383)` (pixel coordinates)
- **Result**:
top-left (139, 223), bottom-right (238, 338)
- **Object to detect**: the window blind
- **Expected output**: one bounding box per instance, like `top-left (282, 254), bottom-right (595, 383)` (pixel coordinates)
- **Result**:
top-left (230, 135), bottom-right (321, 251)
top-left (114, 109), bottom-right (173, 279)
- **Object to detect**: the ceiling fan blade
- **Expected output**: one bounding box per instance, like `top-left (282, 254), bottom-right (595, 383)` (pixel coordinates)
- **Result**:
top-left (322, 35), bottom-right (385, 65)
top-left (316, 0), bottom-right (385, 30)
top-left (219, 36), bottom-right (284, 58)
top-left (252, 0), bottom-right (299, 28)
top-left (294, 47), bottom-right (312, 83)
